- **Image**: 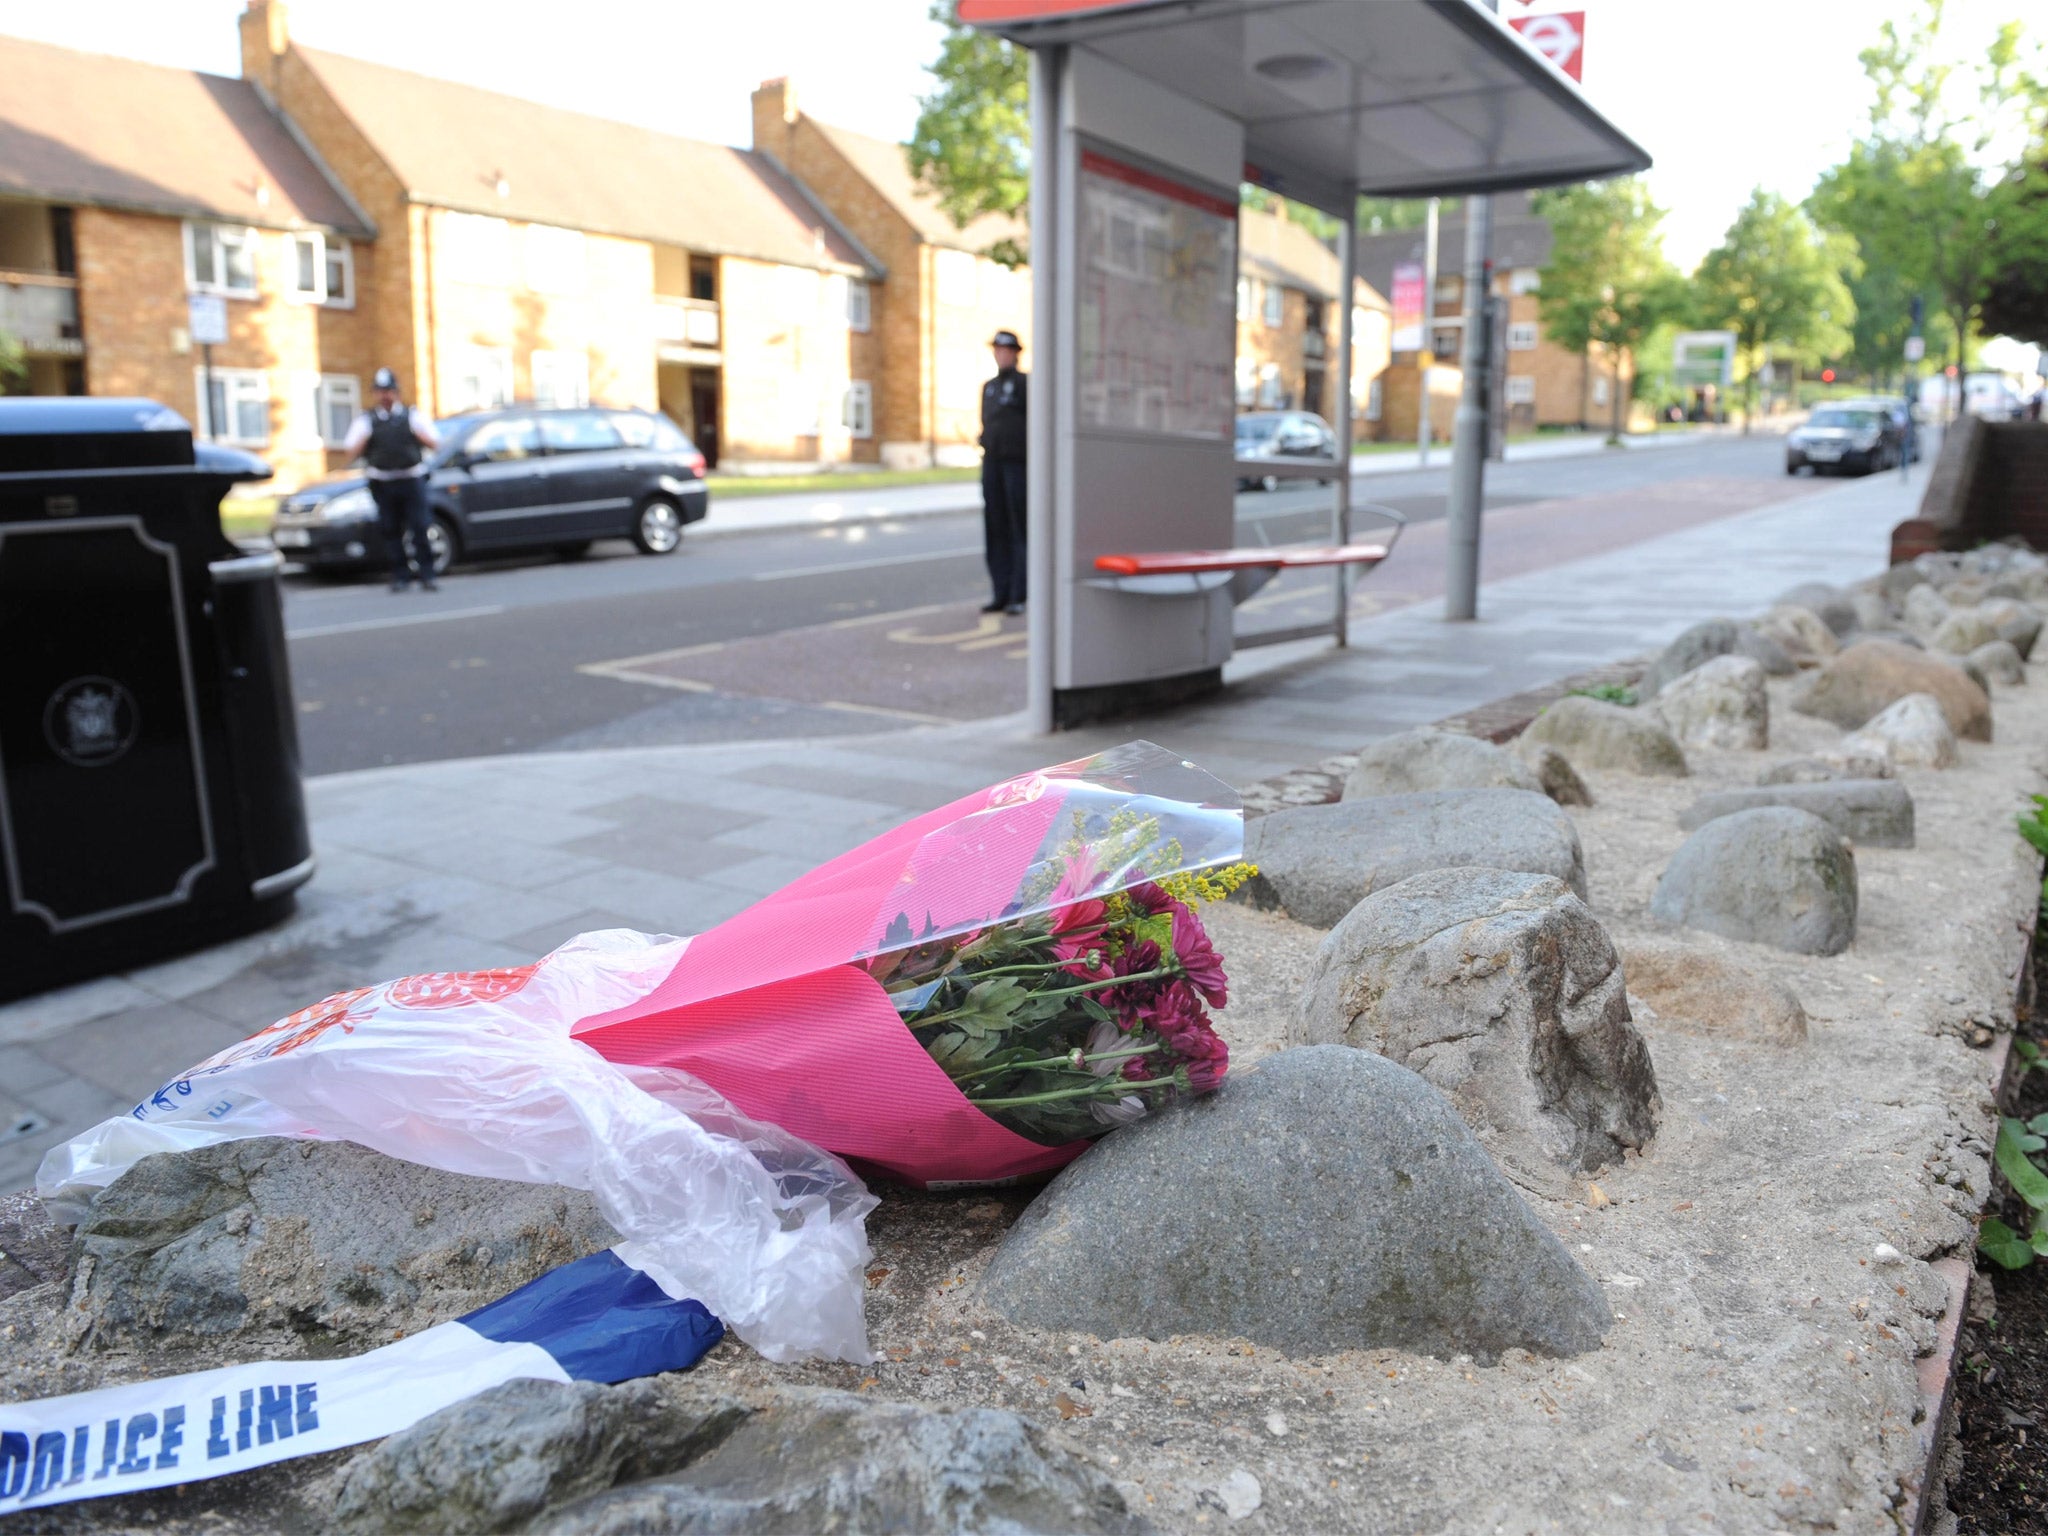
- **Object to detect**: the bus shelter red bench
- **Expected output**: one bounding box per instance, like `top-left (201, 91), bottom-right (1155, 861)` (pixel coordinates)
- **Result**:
top-left (1089, 541), bottom-right (1392, 603)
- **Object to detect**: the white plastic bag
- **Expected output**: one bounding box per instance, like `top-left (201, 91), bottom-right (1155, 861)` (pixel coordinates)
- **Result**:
top-left (39, 930), bottom-right (877, 1365)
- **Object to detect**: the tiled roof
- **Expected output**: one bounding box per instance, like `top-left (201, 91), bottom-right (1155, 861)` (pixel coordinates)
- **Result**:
top-left (0, 33), bottom-right (367, 235)
top-left (298, 47), bottom-right (873, 274)
top-left (1354, 191), bottom-right (1553, 294)
top-left (811, 119), bottom-right (1027, 257)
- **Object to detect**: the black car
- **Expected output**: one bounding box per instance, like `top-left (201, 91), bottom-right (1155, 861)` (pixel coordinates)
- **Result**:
top-left (1784, 403), bottom-right (1906, 476)
top-left (271, 404), bottom-right (709, 575)
top-left (1235, 410), bottom-right (1337, 490)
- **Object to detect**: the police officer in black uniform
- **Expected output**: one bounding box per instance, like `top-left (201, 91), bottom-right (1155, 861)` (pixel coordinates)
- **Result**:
top-left (979, 330), bottom-right (1028, 615)
top-left (343, 367), bottom-right (443, 592)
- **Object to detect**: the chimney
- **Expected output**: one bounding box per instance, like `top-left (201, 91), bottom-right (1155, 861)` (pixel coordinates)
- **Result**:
top-left (751, 77), bottom-right (797, 161)
top-left (239, 0), bottom-right (289, 96)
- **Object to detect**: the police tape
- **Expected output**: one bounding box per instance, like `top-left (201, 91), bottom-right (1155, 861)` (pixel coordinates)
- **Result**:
top-left (0, 1249), bottom-right (721, 1512)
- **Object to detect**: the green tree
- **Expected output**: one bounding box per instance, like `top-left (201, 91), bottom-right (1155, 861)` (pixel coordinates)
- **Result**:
top-left (0, 329), bottom-right (24, 395)
top-left (1981, 150), bottom-right (2048, 346)
top-left (1529, 177), bottom-right (1684, 442)
top-left (1696, 190), bottom-right (1858, 429)
top-left (1808, 1), bottom-right (2046, 385)
top-left (907, 1), bottom-right (1030, 264)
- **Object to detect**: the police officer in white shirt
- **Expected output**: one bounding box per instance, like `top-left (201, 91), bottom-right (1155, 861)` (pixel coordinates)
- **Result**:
top-left (342, 367), bottom-right (443, 592)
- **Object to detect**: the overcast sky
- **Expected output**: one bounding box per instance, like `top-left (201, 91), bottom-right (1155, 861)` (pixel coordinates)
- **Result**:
top-left (0, 0), bottom-right (2030, 274)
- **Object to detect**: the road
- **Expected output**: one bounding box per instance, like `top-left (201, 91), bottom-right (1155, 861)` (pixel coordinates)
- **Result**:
top-left (284, 431), bottom-right (1805, 774)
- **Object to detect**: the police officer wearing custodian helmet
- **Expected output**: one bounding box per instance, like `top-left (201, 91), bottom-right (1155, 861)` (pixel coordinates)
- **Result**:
top-left (979, 329), bottom-right (1027, 615)
top-left (343, 367), bottom-right (443, 591)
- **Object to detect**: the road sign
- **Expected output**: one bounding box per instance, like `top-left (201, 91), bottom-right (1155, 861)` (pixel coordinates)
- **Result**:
top-left (1509, 12), bottom-right (1585, 81)
top-left (1904, 336), bottom-right (1926, 362)
top-left (187, 294), bottom-right (227, 346)
top-left (1672, 331), bottom-right (1736, 389)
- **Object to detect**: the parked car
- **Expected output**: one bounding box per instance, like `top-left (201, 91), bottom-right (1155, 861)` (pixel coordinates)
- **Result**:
top-left (1235, 410), bottom-right (1337, 490)
top-left (270, 404), bottom-right (709, 575)
top-left (1784, 403), bottom-right (1905, 476)
top-left (1835, 396), bottom-right (1923, 463)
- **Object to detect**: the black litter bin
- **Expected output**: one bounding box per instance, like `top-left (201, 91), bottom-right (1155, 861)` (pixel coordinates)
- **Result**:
top-left (0, 398), bottom-right (313, 1002)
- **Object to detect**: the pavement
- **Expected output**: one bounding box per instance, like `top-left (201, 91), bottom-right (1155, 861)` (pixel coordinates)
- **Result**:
top-left (0, 459), bottom-right (1921, 1189)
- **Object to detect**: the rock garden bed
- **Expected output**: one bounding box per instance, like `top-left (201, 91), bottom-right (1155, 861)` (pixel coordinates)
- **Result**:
top-left (3, 556), bottom-right (2045, 1533)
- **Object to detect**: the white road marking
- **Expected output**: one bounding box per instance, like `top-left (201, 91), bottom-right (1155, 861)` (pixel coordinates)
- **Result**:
top-left (286, 605), bottom-right (507, 639)
top-left (750, 546), bottom-right (982, 582)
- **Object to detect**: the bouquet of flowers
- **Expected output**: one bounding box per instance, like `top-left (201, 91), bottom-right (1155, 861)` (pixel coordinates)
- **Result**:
top-left (40, 742), bottom-right (1244, 1362)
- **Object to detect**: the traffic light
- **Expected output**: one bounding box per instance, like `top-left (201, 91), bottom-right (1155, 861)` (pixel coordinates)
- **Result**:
top-left (1820, 368), bottom-right (1835, 383)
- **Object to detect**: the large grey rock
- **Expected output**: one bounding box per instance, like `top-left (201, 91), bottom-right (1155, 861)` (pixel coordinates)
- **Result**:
top-left (1650, 808), bottom-right (1858, 956)
top-left (1902, 582), bottom-right (1952, 635)
top-left (981, 1047), bottom-right (1612, 1361)
top-left (1849, 589), bottom-right (1894, 635)
top-left (1929, 607), bottom-right (2001, 656)
top-left (1757, 753), bottom-right (1893, 784)
top-left (1620, 937), bottom-right (1807, 1046)
top-left (68, 1138), bottom-right (618, 1349)
top-left (334, 1379), bottom-right (748, 1536)
top-left (1753, 605), bottom-right (1839, 667)
top-left (1519, 742), bottom-right (1594, 807)
top-left (1241, 788), bottom-right (1586, 928)
top-left (1341, 727), bottom-right (1542, 800)
top-left (1878, 562), bottom-right (1929, 605)
top-left (1842, 692), bottom-right (1960, 769)
top-left (1970, 638), bottom-right (2027, 687)
top-left (1518, 694), bottom-right (1689, 777)
top-left (1678, 779), bottom-right (1914, 848)
top-left (1776, 583), bottom-right (1860, 639)
top-left (532, 1390), bottom-right (1146, 1536)
top-left (1650, 654), bottom-right (1768, 750)
top-left (1291, 868), bottom-right (1658, 1175)
top-left (1639, 620), bottom-right (1793, 697)
top-left (1982, 598), bottom-right (2044, 660)
top-left (1790, 638), bottom-right (1992, 741)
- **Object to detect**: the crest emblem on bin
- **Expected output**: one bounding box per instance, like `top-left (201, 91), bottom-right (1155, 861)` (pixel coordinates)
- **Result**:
top-left (43, 676), bottom-right (140, 767)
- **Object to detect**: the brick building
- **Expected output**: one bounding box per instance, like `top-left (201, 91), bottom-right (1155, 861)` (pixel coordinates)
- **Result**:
top-left (1355, 191), bottom-right (1631, 440)
top-left (749, 79), bottom-right (1029, 469)
top-left (1234, 204), bottom-right (1390, 433)
top-left (0, 31), bottom-right (375, 489)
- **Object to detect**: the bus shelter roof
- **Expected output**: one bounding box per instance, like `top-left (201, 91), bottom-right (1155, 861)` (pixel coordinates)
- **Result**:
top-left (958, 0), bottom-right (1650, 209)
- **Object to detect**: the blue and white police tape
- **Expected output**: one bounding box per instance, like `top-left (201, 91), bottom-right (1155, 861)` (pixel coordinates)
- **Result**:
top-left (0, 1248), bottom-right (721, 1512)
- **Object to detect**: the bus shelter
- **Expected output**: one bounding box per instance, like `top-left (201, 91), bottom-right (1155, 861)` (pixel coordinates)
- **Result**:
top-left (958, 0), bottom-right (1650, 730)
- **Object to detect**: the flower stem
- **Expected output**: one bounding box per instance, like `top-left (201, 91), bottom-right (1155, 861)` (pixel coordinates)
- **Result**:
top-left (952, 1043), bottom-right (1162, 1085)
top-left (970, 1076), bottom-right (1180, 1109)
top-left (908, 966), bottom-right (1177, 1029)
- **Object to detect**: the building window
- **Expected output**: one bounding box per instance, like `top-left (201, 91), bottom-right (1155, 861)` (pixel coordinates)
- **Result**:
top-left (530, 349), bottom-right (590, 409)
top-left (185, 222), bottom-right (257, 297)
top-left (1435, 275), bottom-right (1462, 304)
top-left (193, 367), bottom-right (270, 444)
top-left (1256, 361), bottom-right (1282, 408)
top-left (1591, 376), bottom-right (1610, 406)
top-left (936, 248), bottom-right (978, 307)
top-left (1507, 321), bottom-right (1539, 351)
top-left (1510, 267), bottom-right (1541, 295)
top-left (1236, 277), bottom-right (1251, 323)
top-left (1365, 375), bottom-right (1384, 421)
top-left (782, 379), bottom-right (821, 438)
top-left (1431, 324), bottom-right (1462, 358)
top-left (525, 224), bottom-right (587, 294)
top-left (843, 380), bottom-right (873, 438)
top-left (1505, 374), bottom-right (1537, 405)
top-left (296, 373), bottom-right (360, 446)
top-left (1261, 282), bottom-right (1283, 328)
top-left (289, 233), bottom-right (353, 306)
top-left (440, 212), bottom-right (514, 286)
top-left (446, 345), bottom-right (514, 414)
top-left (846, 280), bottom-right (871, 333)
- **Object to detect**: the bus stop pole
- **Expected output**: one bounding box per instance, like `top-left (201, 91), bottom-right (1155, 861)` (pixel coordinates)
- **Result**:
top-left (1417, 198), bottom-right (1438, 466)
top-left (1443, 193), bottom-right (1493, 622)
top-left (1333, 203), bottom-right (1356, 648)
top-left (1026, 43), bottom-right (1062, 734)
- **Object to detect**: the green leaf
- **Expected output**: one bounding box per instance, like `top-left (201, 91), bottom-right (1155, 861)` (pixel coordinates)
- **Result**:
top-left (2029, 1111), bottom-right (2048, 1137)
top-left (2019, 1131), bottom-right (2048, 1154)
top-left (1995, 1116), bottom-right (2048, 1210)
top-left (1979, 1217), bottom-right (2036, 1270)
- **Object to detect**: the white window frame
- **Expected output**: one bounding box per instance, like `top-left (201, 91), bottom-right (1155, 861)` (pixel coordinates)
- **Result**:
top-left (289, 232), bottom-right (354, 307)
top-left (524, 223), bottom-right (587, 295)
top-left (530, 349), bottom-right (591, 410)
top-left (1506, 321), bottom-right (1539, 352)
top-left (185, 222), bottom-right (258, 298)
top-left (843, 380), bottom-right (873, 439)
top-left (846, 279), bottom-right (872, 333)
top-left (1365, 375), bottom-right (1384, 422)
top-left (1591, 376), bottom-right (1610, 406)
top-left (1261, 281), bottom-right (1284, 328)
top-left (1435, 275), bottom-right (1462, 304)
top-left (440, 212), bottom-right (515, 287)
top-left (1510, 267), bottom-right (1542, 295)
top-left (193, 366), bottom-right (271, 445)
top-left (446, 345), bottom-right (515, 415)
top-left (1505, 374), bottom-right (1537, 405)
top-left (316, 374), bottom-right (359, 447)
top-left (1236, 277), bottom-right (1252, 323)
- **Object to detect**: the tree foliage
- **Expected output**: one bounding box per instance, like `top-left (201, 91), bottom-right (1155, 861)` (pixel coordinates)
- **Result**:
top-left (1529, 177), bottom-right (1684, 439)
top-left (1981, 151), bottom-right (2048, 346)
top-left (1807, 0), bottom-right (2046, 374)
top-left (1355, 197), bottom-right (1458, 235)
top-left (1696, 190), bottom-right (1858, 427)
top-left (907, 1), bottom-right (1030, 262)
